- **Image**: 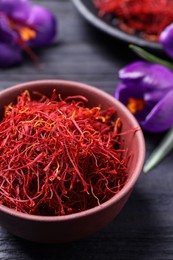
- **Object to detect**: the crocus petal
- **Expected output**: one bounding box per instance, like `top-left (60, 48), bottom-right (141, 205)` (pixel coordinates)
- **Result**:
top-left (0, 15), bottom-right (16, 43)
top-left (116, 64), bottom-right (173, 106)
top-left (115, 83), bottom-right (143, 103)
top-left (0, 43), bottom-right (23, 67)
top-left (26, 5), bottom-right (57, 48)
top-left (115, 61), bottom-right (173, 132)
top-left (143, 88), bottom-right (172, 104)
top-left (0, 0), bottom-right (31, 20)
top-left (141, 90), bottom-right (173, 132)
top-left (142, 64), bottom-right (173, 91)
top-left (119, 61), bottom-right (149, 81)
top-left (115, 83), bottom-right (152, 122)
top-left (119, 61), bottom-right (173, 92)
top-left (160, 23), bottom-right (173, 59)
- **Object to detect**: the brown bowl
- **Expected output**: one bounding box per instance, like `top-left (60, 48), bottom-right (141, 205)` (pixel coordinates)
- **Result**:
top-left (0, 80), bottom-right (145, 243)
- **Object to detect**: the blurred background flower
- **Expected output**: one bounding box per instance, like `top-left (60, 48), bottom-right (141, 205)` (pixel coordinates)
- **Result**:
top-left (0, 0), bottom-right (57, 67)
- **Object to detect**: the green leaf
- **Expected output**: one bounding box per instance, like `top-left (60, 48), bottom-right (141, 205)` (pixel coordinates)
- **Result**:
top-left (129, 44), bottom-right (173, 70)
top-left (143, 127), bottom-right (173, 173)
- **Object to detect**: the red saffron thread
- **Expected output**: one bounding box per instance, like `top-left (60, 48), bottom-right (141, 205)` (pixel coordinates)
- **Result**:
top-left (0, 90), bottom-right (137, 216)
top-left (15, 38), bottom-right (40, 64)
top-left (93, 0), bottom-right (173, 41)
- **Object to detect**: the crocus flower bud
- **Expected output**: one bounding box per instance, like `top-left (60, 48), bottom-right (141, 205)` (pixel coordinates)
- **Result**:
top-left (160, 23), bottom-right (173, 59)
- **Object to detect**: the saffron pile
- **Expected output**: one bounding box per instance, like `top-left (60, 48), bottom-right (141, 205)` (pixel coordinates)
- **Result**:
top-left (0, 90), bottom-right (129, 216)
top-left (93, 0), bottom-right (173, 41)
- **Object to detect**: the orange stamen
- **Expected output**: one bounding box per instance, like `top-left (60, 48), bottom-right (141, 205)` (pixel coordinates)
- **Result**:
top-left (15, 38), bottom-right (40, 64)
top-left (9, 22), bottom-right (36, 41)
top-left (7, 16), bottom-right (39, 63)
top-left (127, 98), bottom-right (145, 114)
top-left (17, 27), bottom-right (36, 41)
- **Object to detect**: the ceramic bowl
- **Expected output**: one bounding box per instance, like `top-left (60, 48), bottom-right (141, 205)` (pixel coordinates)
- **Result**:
top-left (72, 0), bottom-right (161, 51)
top-left (0, 80), bottom-right (145, 243)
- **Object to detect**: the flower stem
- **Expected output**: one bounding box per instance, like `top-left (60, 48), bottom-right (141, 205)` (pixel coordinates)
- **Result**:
top-left (129, 44), bottom-right (173, 70)
top-left (143, 127), bottom-right (173, 173)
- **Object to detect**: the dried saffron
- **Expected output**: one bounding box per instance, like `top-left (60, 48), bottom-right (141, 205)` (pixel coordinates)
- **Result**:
top-left (93, 0), bottom-right (173, 41)
top-left (0, 90), bottom-right (134, 216)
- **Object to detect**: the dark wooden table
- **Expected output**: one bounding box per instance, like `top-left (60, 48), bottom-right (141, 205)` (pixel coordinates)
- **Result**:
top-left (0, 1), bottom-right (173, 259)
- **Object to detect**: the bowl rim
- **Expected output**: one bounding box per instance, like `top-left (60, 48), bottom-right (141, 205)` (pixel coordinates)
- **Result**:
top-left (72, 0), bottom-right (161, 50)
top-left (0, 80), bottom-right (146, 222)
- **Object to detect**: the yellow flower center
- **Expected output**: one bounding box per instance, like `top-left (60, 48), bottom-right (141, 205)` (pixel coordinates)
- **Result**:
top-left (17, 27), bottom-right (36, 41)
top-left (127, 98), bottom-right (145, 114)
top-left (5, 15), bottom-right (39, 63)
top-left (9, 19), bottom-right (36, 42)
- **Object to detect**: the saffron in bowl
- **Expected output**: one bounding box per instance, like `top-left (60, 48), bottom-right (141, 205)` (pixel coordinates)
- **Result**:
top-left (0, 80), bottom-right (145, 243)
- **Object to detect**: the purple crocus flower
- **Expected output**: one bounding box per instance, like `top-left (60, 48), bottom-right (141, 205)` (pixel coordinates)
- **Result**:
top-left (115, 61), bottom-right (173, 132)
top-left (160, 23), bottom-right (173, 59)
top-left (0, 0), bottom-right (57, 67)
